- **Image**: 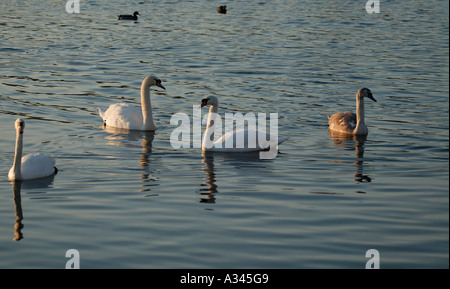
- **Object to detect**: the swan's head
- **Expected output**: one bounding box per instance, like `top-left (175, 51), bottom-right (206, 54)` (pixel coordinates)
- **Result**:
top-left (358, 88), bottom-right (376, 102)
top-left (200, 95), bottom-right (218, 108)
top-left (133, 11), bottom-right (140, 16)
top-left (14, 118), bottom-right (25, 134)
top-left (147, 76), bottom-right (166, 90)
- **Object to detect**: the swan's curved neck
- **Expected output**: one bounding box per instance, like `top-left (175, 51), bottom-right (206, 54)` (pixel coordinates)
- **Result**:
top-left (141, 77), bottom-right (155, 131)
top-left (11, 130), bottom-right (23, 180)
top-left (202, 103), bottom-right (218, 149)
top-left (354, 94), bottom-right (367, 134)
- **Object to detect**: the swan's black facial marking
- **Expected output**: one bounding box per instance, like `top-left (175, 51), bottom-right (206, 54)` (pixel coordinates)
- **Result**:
top-left (367, 92), bottom-right (377, 102)
top-left (200, 98), bottom-right (209, 107)
top-left (155, 79), bottom-right (166, 90)
top-left (18, 120), bottom-right (25, 134)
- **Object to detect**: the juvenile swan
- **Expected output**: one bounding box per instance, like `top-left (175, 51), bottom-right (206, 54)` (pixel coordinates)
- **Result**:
top-left (98, 76), bottom-right (165, 131)
top-left (200, 95), bottom-right (287, 153)
top-left (8, 119), bottom-right (57, 181)
top-left (328, 88), bottom-right (376, 135)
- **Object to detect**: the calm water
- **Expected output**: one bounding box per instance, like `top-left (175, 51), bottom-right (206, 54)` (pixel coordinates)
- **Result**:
top-left (0, 0), bottom-right (448, 269)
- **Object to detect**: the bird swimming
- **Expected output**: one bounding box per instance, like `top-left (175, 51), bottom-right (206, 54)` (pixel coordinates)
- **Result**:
top-left (98, 76), bottom-right (166, 131)
top-left (8, 118), bottom-right (58, 181)
top-left (328, 88), bottom-right (377, 135)
top-left (199, 95), bottom-right (287, 157)
top-left (217, 5), bottom-right (227, 14)
top-left (118, 11), bottom-right (140, 20)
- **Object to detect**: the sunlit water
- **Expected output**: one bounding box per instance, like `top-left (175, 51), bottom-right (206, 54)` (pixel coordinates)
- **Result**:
top-left (0, 0), bottom-right (448, 268)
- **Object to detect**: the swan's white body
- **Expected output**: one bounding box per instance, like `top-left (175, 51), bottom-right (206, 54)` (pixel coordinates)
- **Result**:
top-left (99, 103), bottom-right (146, 131)
top-left (205, 128), bottom-right (280, 152)
top-left (328, 88), bottom-right (376, 135)
top-left (98, 76), bottom-right (165, 131)
top-left (8, 119), bottom-right (57, 181)
top-left (200, 96), bottom-right (287, 154)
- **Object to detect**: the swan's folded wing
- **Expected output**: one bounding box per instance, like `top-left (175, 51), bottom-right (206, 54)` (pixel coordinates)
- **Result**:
top-left (215, 129), bottom-right (277, 151)
top-left (328, 111), bottom-right (356, 131)
top-left (21, 153), bottom-right (56, 180)
top-left (102, 103), bottom-right (143, 130)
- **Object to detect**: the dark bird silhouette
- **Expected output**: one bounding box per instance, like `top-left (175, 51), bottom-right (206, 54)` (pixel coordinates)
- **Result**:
top-left (118, 11), bottom-right (140, 20)
top-left (217, 5), bottom-right (227, 14)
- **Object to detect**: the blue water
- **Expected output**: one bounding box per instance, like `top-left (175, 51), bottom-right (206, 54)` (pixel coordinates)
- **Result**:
top-left (0, 0), bottom-right (448, 268)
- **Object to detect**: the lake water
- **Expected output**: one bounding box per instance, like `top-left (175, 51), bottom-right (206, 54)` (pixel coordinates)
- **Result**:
top-left (0, 0), bottom-right (448, 269)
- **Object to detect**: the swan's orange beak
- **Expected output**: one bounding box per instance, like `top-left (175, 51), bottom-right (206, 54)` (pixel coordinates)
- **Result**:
top-left (156, 82), bottom-right (166, 90)
top-left (156, 79), bottom-right (166, 90)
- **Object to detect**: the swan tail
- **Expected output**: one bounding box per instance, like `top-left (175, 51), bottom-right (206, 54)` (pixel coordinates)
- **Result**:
top-left (261, 136), bottom-right (288, 151)
top-left (278, 137), bottom-right (289, 145)
top-left (98, 107), bottom-right (107, 126)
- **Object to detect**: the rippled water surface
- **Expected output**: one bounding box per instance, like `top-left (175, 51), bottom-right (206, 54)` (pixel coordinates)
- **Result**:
top-left (0, 0), bottom-right (448, 268)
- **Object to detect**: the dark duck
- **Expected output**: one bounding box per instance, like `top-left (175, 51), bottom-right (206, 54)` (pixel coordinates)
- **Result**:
top-left (217, 5), bottom-right (227, 14)
top-left (118, 11), bottom-right (140, 20)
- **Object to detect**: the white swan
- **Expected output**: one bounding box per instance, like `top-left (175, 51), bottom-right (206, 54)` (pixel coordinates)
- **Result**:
top-left (200, 95), bottom-right (287, 156)
top-left (328, 88), bottom-right (376, 135)
top-left (98, 76), bottom-right (165, 131)
top-left (8, 118), bottom-right (57, 181)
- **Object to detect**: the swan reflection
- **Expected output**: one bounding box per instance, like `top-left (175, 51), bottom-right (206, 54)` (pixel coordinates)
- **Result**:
top-left (199, 151), bottom-right (271, 204)
top-left (329, 131), bottom-right (372, 183)
top-left (11, 181), bottom-right (24, 241)
top-left (102, 126), bottom-right (159, 193)
top-left (199, 151), bottom-right (218, 203)
top-left (10, 174), bottom-right (56, 241)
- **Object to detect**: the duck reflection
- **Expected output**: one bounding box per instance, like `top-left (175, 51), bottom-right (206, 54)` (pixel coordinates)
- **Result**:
top-left (102, 126), bottom-right (159, 194)
top-left (329, 131), bottom-right (372, 183)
